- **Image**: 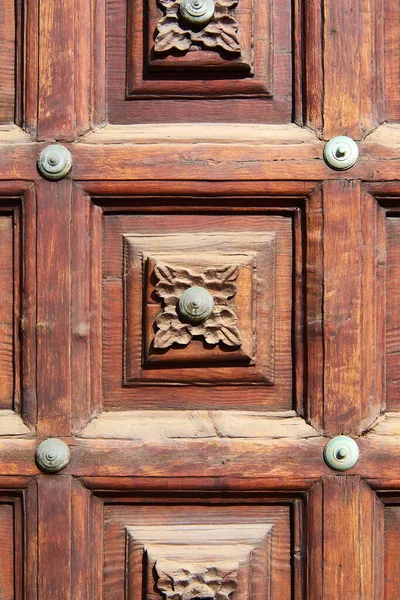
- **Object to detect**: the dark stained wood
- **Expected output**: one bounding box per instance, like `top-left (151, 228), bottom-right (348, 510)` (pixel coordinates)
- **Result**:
top-left (0, 0), bottom-right (17, 124)
top-left (37, 476), bottom-right (72, 600)
top-left (1, 0), bottom-right (400, 595)
top-left (322, 477), bottom-right (383, 599)
top-left (37, 0), bottom-right (75, 139)
top-left (36, 179), bottom-right (72, 436)
top-left (310, 181), bottom-right (385, 435)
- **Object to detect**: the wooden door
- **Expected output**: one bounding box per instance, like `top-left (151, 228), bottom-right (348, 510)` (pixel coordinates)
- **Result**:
top-left (1, 0), bottom-right (400, 596)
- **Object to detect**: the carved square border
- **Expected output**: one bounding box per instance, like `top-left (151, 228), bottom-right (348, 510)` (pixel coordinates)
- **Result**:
top-left (126, 0), bottom-right (272, 98)
top-left (123, 231), bottom-right (276, 385)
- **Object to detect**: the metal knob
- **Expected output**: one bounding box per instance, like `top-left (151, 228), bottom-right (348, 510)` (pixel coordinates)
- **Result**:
top-left (38, 144), bottom-right (72, 180)
top-left (323, 435), bottom-right (359, 471)
top-left (323, 136), bottom-right (359, 171)
top-left (179, 0), bottom-right (214, 25)
top-left (178, 286), bottom-right (214, 324)
top-left (36, 439), bottom-right (70, 473)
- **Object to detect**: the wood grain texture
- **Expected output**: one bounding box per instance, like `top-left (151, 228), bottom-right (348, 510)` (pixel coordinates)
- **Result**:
top-left (309, 181), bottom-right (385, 434)
top-left (108, 0), bottom-right (291, 122)
top-left (0, 214), bottom-right (14, 409)
top-left (36, 179), bottom-right (71, 436)
top-left (104, 499), bottom-right (296, 599)
top-left (322, 477), bottom-right (383, 599)
top-left (0, 0), bottom-right (16, 124)
top-left (37, 0), bottom-right (75, 139)
top-left (38, 476), bottom-right (72, 600)
top-left (304, 0), bottom-right (384, 138)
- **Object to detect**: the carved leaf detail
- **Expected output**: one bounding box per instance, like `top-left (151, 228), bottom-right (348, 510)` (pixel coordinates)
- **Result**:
top-left (152, 261), bottom-right (242, 350)
top-left (154, 0), bottom-right (241, 55)
top-left (219, 325), bottom-right (242, 346)
top-left (201, 17), bottom-right (240, 53)
top-left (154, 326), bottom-right (192, 348)
top-left (155, 564), bottom-right (239, 600)
top-left (154, 18), bottom-right (192, 53)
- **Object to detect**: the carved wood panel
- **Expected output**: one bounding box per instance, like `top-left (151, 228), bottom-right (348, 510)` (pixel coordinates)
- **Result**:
top-left (108, 0), bottom-right (292, 122)
top-left (100, 495), bottom-right (302, 599)
top-left (93, 203), bottom-right (298, 411)
top-left (0, 188), bottom-right (36, 435)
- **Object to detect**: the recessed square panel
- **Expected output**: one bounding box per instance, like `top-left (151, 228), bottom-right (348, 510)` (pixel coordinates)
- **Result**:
top-left (124, 231), bottom-right (275, 384)
top-left (102, 499), bottom-right (299, 599)
top-left (126, 0), bottom-right (271, 98)
top-left (106, 0), bottom-right (293, 122)
top-left (99, 210), bottom-right (295, 410)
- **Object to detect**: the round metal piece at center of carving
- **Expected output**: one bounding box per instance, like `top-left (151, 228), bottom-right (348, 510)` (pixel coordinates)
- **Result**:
top-left (323, 136), bottom-right (359, 171)
top-left (178, 286), bottom-right (214, 324)
top-left (179, 0), bottom-right (214, 25)
top-left (36, 438), bottom-right (70, 473)
top-left (323, 435), bottom-right (359, 471)
top-left (37, 144), bottom-right (72, 180)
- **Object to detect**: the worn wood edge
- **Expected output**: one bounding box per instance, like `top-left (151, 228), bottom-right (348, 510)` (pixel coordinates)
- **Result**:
top-left (78, 123), bottom-right (318, 145)
top-left (0, 125), bottom-right (34, 144)
top-left (0, 411), bottom-right (32, 436)
top-left (76, 410), bottom-right (320, 440)
top-left (368, 412), bottom-right (400, 436)
top-left (365, 123), bottom-right (400, 147)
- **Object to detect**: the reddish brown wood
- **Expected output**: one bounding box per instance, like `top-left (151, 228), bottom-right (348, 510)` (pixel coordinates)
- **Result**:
top-left (36, 179), bottom-right (72, 436)
top-left (37, 476), bottom-right (72, 600)
top-left (309, 181), bottom-right (385, 434)
top-left (322, 477), bottom-right (383, 599)
top-left (0, 0), bottom-right (17, 124)
top-left (1, 0), bottom-right (400, 595)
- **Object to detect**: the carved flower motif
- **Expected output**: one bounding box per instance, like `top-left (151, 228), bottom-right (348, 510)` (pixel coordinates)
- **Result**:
top-left (156, 565), bottom-right (238, 600)
top-left (154, 0), bottom-right (241, 55)
top-left (153, 262), bottom-right (242, 349)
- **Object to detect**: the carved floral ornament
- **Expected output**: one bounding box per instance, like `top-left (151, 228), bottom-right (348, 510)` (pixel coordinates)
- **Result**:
top-left (154, 0), bottom-right (241, 55)
top-left (153, 262), bottom-right (242, 349)
top-left (155, 562), bottom-right (239, 600)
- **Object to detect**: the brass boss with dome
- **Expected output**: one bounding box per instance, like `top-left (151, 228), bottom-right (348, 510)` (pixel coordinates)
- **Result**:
top-left (178, 286), bottom-right (214, 323)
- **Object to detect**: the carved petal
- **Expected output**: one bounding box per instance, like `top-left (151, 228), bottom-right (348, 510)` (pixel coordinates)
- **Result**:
top-left (155, 310), bottom-right (178, 330)
top-left (154, 325), bottom-right (192, 348)
top-left (203, 264), bottom-right (239, 283)
top-left (215, 307), bottom-right (238, 326)
top-left (201, 17), bottom-right (241, 53)
top-left (154, 19), bottom-right (192, 53)
top-left (211, 282), bottom-right (237, 301)
top-left (218, 325), bottom-right (242, 346)
top-left (215, 0), bottom-right (238, 8)
top-left (203, 327), bottom-right (222, 345)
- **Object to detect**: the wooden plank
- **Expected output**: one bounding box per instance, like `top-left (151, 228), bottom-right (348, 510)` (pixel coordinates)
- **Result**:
top-left (0, 0), bottom-right (16, 123)
top-left (0, 215), bottom-right (14, 409)
top-left (321, 0), bottom-right (383, 138)
top-left (0, 503), bottom-right (15, 598)
top-left (21, 184), bottom-right (37, 429)
top-left (322, 477), bottom-right (383, 599)
top-left (36, 179), bottom-right (71, 436)
top-left (71, 478), bottom-right (103, 600)
top-left (37, 0), bottom-right (75, 139)
top-left (38, 476), bottom-right (72, 600)
top-left (315, 181), bottom-right (384, 434)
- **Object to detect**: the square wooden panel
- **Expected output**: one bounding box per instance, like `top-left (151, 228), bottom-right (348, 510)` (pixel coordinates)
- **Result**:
top-left (102, 497), bottom-right (301, 599)
top-left (99, 208), bottom-right (296, 410)
top-left (124, 231), bottom-right (275, 384)
top-left (0, 189), bottom-right (35, 434)
top-left (126, 0), bottom-right (271, 98)
top-left (107, 0), bottom-right (292, 122)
